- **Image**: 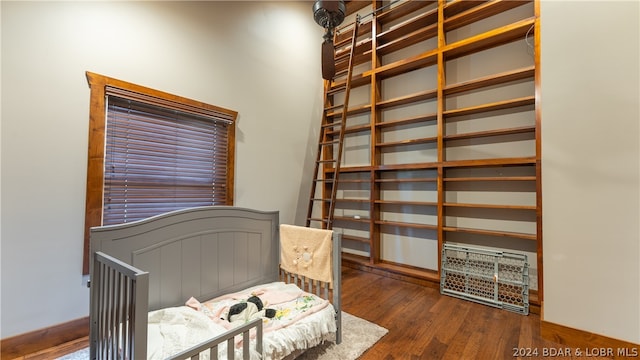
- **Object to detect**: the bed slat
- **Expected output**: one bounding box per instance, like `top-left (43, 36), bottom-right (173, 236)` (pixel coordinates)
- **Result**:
top-left (226, 338), bottom-right (233, 359)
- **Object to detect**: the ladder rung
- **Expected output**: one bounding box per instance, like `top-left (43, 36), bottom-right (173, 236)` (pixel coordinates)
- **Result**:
top-left (307, 217), bottom-right (330, 223)
top-left (320, 140), bottom-right (340, 145)
top-left (335, 49), bottom-right (351, 62)
top-left (313, 178), bottom-right (335, 182)
top-left (321, 121), bottom-right (342, 128)
top-left (309, 198), bottom-right (331, 202)
top-left (316, 159), bottom-right (337, 164)
top-left (334, 69), bottom-right (349, 78)
top-left (327, 85), bottom-right (346, 96)
top-left (324, 104), bottom-right (343, 112)
top-left (334, 36), bottom-right (353, 48)
top-left (334, 60), bottom-right (352, 72)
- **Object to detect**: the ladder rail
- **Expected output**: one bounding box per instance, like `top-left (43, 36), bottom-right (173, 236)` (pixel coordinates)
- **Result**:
top-left (306, 80), bottom-right (332, 227)
top-left (306, 17), bottom-right (361, 229)
top-left (326, 18), bottom-right (360, 230)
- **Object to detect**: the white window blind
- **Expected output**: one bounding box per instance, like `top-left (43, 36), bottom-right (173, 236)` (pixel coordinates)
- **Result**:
top-left (103, 95), bottom-right (231, 225)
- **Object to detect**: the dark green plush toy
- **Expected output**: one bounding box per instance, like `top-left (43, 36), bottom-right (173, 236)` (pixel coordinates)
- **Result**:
top-left (227, 295), bottom-right (276, 323)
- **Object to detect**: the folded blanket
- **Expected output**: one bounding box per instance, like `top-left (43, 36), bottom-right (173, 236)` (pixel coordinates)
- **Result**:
top-left (279, 225), bottom-right (333, 285)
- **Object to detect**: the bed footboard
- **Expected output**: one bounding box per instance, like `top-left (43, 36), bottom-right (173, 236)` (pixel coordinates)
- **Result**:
top-left (90, 251), bottom-right (149, 360)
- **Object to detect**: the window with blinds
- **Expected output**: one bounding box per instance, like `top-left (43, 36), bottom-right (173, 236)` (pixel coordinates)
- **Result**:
top-left (103, 97), bottom-right (230, 225)
top-left (83, 71), bottom-right (237, 273)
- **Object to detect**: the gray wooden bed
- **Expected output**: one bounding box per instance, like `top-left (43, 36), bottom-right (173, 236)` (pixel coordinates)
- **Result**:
top-left (89, 206), bottom-right (341, 359)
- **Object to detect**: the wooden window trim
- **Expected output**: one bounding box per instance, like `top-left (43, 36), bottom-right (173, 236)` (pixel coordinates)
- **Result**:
top-left (82, 71), bottom-right (236, 273)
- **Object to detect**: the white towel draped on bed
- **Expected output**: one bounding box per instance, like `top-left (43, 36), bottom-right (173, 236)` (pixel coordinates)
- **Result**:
top-left (279, 225), bottom-right (333, 285)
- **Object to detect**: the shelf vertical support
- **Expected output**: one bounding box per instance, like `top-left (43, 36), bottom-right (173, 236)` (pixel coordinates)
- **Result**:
top-left (436, 0), bottom-right (447, 278)
top-left (369, 0), bottom-right (383, 265)
top-left (533, 0), bottom-right (543, 303)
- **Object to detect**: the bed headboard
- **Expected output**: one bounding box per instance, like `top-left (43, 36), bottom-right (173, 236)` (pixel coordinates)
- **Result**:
top-left (90, 206), bottom-right (280, 311)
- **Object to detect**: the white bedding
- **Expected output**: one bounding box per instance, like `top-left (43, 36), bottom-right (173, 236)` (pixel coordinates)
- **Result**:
top-left (147, 306), bottom-right (258, 360)
top-left (147, 281), bottom-right (337, 360)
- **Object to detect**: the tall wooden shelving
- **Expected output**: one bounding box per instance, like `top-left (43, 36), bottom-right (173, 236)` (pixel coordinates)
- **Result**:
top-left (317, 0), bottom-right (541, 309)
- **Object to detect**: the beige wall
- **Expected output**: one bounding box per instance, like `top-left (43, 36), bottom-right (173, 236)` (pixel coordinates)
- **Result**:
top-left (541, 0), bottom-right (640, 344)
top-left (0, 1), bottom-right (322, 338)
top-left (1, 0), bottom-right (639, 346)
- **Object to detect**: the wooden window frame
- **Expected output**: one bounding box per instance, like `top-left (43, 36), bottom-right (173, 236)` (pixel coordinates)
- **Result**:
top-left (82, 72), bottom-right (236, 273)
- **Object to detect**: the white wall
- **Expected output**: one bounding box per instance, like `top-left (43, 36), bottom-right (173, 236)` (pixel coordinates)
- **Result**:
top-left (541, 0), bottom-right (640, 344)
top-left (0, 1), bottom-right (322, 338)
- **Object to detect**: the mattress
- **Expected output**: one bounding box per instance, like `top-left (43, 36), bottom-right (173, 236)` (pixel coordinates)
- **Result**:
top-left (147, 281), bottom-right (337, 360)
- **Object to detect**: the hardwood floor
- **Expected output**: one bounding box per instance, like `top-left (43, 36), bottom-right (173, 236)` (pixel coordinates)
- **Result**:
top-left (340, 267), bottom-right (616, 360)
top-left (11, 336), bottom-right (88, 360)
top-left (20, 267), bottom-right (617, 359)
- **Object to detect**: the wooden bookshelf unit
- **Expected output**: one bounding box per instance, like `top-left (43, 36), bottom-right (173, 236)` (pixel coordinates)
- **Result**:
top-left (317, 0), bottom-right (541, 310)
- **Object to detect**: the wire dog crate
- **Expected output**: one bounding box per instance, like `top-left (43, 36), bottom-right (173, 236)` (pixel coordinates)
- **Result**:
top-left (441, 244), bottom-right (529, 315)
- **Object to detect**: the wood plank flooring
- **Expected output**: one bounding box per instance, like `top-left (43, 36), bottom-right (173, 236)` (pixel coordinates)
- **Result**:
top-left (18, 267), bottom-right (617, 359)
top-left (340, 267), bottom-right (616, 360)
top-left (12, 336), bottom-right (88, 360)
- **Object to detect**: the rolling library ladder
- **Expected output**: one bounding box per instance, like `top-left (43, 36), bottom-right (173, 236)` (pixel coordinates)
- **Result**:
top-left (306, 17), bottom-right (361, 230)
